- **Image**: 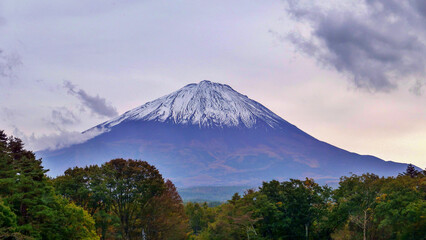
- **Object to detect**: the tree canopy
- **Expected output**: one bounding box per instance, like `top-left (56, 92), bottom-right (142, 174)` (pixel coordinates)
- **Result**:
top-left (53, 159), bottom-right (190, 240)
top-left (0, 130), bottom-right (424, 240)
top-left (0, 130), bottom-right (98, 240)
top-left (187, 167), bottom-right (425, 240)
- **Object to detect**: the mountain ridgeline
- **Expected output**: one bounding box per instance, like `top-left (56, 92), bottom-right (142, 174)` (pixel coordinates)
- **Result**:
top-left (39, 80), bottom-right (408, 187)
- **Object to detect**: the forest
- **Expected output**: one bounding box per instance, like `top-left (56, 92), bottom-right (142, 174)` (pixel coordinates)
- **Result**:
top-left (0, 130), bottom-right (424, 240)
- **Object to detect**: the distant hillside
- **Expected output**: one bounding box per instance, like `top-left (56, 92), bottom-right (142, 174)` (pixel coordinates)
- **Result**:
top-left (179, 186), bottom-right (250, 202)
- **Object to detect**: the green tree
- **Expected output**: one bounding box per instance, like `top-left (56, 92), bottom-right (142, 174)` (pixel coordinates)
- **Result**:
top-left (204, 190), bottom-right (262, 240)
top-left (99, 159), bottom-right (165, 239)
top-left (53, 165), bottom-right (118, 239)
top-left (57, 200), bottom-right (99, 240)
top-left (0, 131), bottom-right (99, 240)
top-left (333, 174), bottom-right (383, 240)
top-left (55, 159), bottom-right (190, 240)
top-left (401, 164), bottom-right (420, 178)
top-left (256, 179), bottom-right (332, 239)
top-left (374, 174), bottom-right (426, 239)
top-left (0, 131), bottom-right (16, 197)
top-left (193, 190), bottom-right (262, 240)
top-left (332, 172), bottom-right (426, 240)
top-left (185, 202), bottom-right (216, 236)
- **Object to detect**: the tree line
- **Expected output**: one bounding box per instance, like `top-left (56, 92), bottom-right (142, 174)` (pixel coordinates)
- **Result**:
top-left (186, 169), bottom-right (425, 240)
top-left (0, 130), bottom-right (188, 239)
top-left (0, 130), bottom-right (424, 239)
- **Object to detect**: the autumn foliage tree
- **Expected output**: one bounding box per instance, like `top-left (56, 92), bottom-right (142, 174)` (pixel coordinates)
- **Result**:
top-left (141, 180), bottom-right (190, 239)
top-left (54, 158), bottom-right (190, 240)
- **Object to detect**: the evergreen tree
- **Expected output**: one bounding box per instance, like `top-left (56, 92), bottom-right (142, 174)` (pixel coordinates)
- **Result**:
top-left (403, 164), bottom-right (420, 178)
top-left (0, 131), bottom-right (99, 240)
top-left (0, 132), bottom-right (16, 197)
top-left (185, 202), bottom-right (216, 236)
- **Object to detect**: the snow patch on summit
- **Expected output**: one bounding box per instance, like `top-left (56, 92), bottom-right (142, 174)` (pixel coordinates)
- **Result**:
top-left (91, 80), bottom-right (285, 130)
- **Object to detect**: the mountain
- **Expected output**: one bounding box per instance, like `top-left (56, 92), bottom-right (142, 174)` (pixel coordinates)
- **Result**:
top-left (86, 80), bottom-right (284, 130)
top-left (38, 80), bottom-right (408, 188)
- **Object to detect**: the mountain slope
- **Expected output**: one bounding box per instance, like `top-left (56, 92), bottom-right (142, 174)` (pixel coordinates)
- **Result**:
top-left (38, 80), bottom-right (408, 187)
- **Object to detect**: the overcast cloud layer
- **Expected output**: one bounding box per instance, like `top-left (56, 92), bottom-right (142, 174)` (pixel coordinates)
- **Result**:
top-left (0, 0), bottom-right (425, 168)
top-left (285, 0), bottom-right (426, 93)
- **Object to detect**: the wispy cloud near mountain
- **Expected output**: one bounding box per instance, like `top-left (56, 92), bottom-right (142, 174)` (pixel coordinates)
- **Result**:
top-left (13, 127), bottom-right (104, 151)
top-left (64, 80), bottom-right (118, 118)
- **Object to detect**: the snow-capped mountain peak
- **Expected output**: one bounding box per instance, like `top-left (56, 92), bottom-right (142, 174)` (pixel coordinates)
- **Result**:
top-left (42, 80), bottom-right (410, 187)
top-left (93, 80), bottom-right (285, 130)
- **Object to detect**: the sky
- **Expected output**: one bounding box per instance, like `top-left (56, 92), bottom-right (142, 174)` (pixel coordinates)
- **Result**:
top-left (0, 0), bottom-right (425, 168)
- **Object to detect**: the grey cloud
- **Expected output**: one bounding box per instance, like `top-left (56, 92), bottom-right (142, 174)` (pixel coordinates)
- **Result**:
top-left (49, 107), bottom-right (80, 127)
top-left (414, 0), bottom-right (426, 17)
top-left (410, 80), bottom-right (425, 96)
top-left (0, 50), bottom-right (22, 82)
top-left (10, 106), bottom-right (99, 151)
top-left (0, 107), bottom-right (17, 122)
top-left (284, 0), bottom-right (426, 92)
top-left (63, 80), bottom-right (118, 117)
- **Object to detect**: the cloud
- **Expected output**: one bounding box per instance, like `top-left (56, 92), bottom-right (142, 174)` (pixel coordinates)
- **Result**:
top-left (410, 80), bottom-right (425, 96)
top-left (63, 80), bottom-right (118, 117)
top-left (13, 127), bottom-right (105, 151)
top-left (0, 50), bottom-right (22, 82)
top-left (49, 107), bottom-right (80, 127)
top-left (283, 0), bottom-right (426, 92)
top-left (9, 106), bottom-right (103, 151)
top-left (0, 107), bottom-right (17, 122)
